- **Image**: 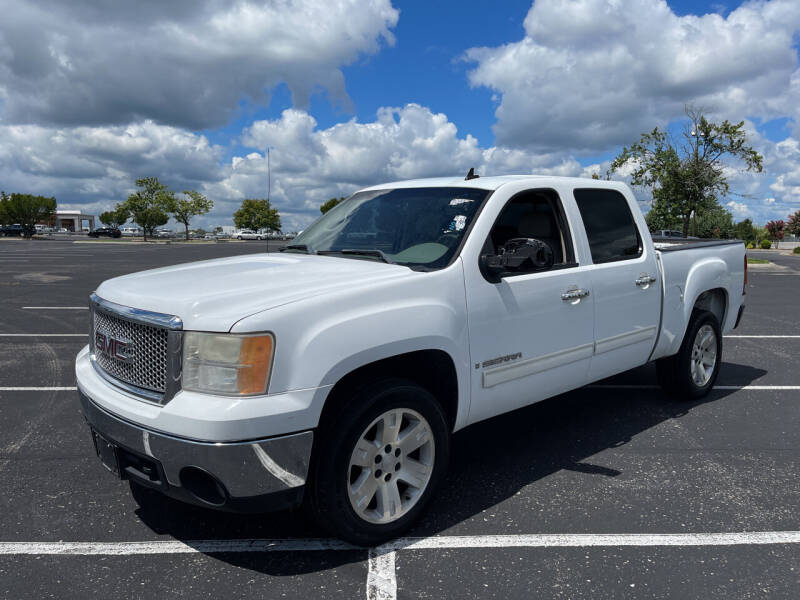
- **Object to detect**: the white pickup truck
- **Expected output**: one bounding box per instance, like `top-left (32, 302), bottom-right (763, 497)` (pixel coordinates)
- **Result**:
top-left (76, 175), bottom-right (746, 544)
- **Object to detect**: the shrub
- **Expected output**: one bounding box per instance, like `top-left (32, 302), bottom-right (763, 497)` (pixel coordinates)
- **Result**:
top-left (760, 239), bottom-right (773, 249)
top-left (794, 246), bottom-right (800, 255)
top-left (746, 241), bottom-right (755, 249)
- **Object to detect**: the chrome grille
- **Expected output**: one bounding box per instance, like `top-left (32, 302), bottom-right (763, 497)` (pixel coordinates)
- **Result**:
top-left (92, 308), bottom-right (169, 393)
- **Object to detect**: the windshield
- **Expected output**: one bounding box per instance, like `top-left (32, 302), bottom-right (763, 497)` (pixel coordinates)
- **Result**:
top-left (289, 187), bottom-right (491, 269)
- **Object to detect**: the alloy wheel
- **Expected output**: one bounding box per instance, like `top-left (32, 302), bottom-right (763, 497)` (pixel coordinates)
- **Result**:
top-left (347, 408), bottom-right (435, 524)
top-left (690, 324), bottom-right (717, 387)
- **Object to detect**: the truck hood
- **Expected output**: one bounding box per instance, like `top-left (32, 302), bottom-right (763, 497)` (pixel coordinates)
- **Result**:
top-left (95, 253), bottom-right (413, 331)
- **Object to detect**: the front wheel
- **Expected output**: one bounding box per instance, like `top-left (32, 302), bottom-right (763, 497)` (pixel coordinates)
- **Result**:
top-left (306, 379), bottom-right (450, 546)
top-left (657, 310), bottom-right (722, 399)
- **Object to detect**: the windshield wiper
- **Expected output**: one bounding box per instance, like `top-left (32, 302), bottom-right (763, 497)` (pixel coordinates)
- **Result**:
top-left (281, 244), bottom-right (310, 253)
top-left (317, 249), bottom-right (396, 264)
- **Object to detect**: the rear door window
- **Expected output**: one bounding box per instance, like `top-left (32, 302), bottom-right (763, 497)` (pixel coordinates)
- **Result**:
top-left (574, 189), bottom-right (642, 264)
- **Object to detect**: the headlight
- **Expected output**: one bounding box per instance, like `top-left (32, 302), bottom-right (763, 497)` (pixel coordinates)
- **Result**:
top-left (182, 332), bottom-right (274, 395)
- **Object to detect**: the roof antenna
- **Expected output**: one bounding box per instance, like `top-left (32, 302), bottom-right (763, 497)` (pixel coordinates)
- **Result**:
top-left (465, 167), bottom-right (480, 180)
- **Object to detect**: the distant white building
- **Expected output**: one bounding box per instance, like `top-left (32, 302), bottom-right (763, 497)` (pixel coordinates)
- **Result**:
top-left (51, 209), bottom-right (95, 231)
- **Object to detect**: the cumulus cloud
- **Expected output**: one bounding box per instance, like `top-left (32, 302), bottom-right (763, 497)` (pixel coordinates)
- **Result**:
top-left (0, 121), bottom-right (224, 218)
top-left (465, 0), bottom-right (800, 153)
top-left (726, 200), bottom-right (752, 219)
top-left (0, 104), bottom-right (584, 231)
top-left (0, 0), bottom-right (398, 129)
top-left (208, 104), bottom-right (585, 229)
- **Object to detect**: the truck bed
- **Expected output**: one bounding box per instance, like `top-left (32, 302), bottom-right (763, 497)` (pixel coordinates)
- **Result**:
top-left (650, 238), bottom-right (746, 362)
top-left (652, 237), bottom-right (744, 252)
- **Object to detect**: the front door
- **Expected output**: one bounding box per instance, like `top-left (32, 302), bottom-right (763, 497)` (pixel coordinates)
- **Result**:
top-left (465, 188), bottom-right (595, 424)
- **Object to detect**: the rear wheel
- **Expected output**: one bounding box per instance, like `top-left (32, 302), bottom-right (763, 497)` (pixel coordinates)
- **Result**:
top-left (306, 378), bottom-right (450, 546)
top-left (656, 309), bottom-right (722, 399)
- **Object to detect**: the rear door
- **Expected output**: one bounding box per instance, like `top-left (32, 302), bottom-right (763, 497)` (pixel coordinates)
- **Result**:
top-left (572, 187), bottom-right (661, 382)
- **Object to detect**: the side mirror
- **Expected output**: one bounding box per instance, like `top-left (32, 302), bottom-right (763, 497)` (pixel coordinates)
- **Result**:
top-left (480, 237), bottom-right (555, 283)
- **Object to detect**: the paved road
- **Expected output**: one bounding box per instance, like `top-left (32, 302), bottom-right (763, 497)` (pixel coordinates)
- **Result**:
top-left (0, 240), bottom-right (798, 599)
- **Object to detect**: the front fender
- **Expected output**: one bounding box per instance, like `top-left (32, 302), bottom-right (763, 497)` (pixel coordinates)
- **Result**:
top-left (231, 261), bottom-right (472, 431)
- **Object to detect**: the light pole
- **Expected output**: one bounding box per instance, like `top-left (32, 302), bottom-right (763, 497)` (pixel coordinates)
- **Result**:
top-left (266, 147), bottom-right (272, 202)
top-left (690, 125), bottom-right (705, 237)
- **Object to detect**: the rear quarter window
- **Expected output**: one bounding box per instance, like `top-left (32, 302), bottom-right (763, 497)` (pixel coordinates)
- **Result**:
top-left (573, 188), bottom-right (643, 264)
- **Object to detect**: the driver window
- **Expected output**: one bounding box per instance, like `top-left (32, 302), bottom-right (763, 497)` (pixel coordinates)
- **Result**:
top-left (483, 189), bottom-right (575, 274)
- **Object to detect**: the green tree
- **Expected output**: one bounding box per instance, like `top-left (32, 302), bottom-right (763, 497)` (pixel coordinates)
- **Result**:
top-left (0, 193), bottom-right (57, 237)
top-left (170, 190), bottom-right (214, 240)
top-left (122, 177), bottom-right (174, 241)
top-left (644, 200), bottom-right (682, 232)
top-left (233, 198), bottom-right (281, 232)
top-left (694, 205), bottom-right (735, 239)
top-left (734, 218), bottom-right (758, 243)
top-left (609, 107), bottom-right (763, 237)
top-left (320, 197), bottom-right (345, 214)
top-left (787, 210), bottom-right (800, 238)
top-left (98, 204), bottom-right (130, 229)
top-left (0, 191), bottom-right (7, 224)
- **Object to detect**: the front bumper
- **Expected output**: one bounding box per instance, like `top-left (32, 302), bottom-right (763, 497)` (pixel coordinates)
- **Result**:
top-left (79, 391), bottom-right (313, 513)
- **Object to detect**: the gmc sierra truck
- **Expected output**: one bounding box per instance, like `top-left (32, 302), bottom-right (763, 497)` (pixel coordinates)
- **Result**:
top-left (76, 175), bottom-right (746, 545)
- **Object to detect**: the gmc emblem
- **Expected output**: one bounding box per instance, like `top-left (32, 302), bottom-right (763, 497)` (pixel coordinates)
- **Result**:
top-left (95, 330), bottom-right (133, 363)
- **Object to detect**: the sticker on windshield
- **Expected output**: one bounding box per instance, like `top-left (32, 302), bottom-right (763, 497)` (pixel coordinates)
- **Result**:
top-left (453, 215), bottom-right (467, 231)
top-left (449, 198), bottom-right (474, 206)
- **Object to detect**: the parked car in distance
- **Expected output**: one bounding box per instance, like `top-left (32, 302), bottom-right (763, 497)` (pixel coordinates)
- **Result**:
top-left (653, 229), bottom-right (684, 238)
top-left (87, 227), bottom-right (122, 238)
top-left (236, 229), bottom-right (263, 240)
top-left (652, 229), bottom-right (701, 240)
top-left (77, 175), bottom-right (746, 546)
top-left (1, 224), bottom-right (36, 237)
top-left (120, 227), bottom-right (142, 237)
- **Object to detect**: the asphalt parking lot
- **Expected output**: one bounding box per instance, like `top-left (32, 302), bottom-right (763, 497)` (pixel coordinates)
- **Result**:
top-left (0, 240), bottom-right (798, 599)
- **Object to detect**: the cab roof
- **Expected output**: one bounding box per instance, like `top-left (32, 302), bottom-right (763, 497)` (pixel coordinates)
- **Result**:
top-left (359, 175), bottom-right (624, 192)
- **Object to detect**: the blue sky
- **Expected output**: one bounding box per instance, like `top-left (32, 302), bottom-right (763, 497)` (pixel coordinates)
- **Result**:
top-left (1, 0), bottom-right (799, 230)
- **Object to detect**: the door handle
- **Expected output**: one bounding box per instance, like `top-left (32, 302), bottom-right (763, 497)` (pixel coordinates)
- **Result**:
top-left (635, 274), bottom-right (657, 287)
top-left (561, 288), bottom-right (590, 302)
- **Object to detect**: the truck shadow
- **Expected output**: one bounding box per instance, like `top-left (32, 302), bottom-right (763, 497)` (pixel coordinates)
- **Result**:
top-left (130, 360), bottom-right (766, 575)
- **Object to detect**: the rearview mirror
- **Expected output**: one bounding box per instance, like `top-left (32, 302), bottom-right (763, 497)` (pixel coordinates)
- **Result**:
top-left (480, 237), bottom-right (555, 283)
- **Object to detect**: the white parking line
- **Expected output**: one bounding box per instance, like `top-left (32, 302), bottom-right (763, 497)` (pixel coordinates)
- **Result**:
top-left (589, 385), bottom-right (800, 390)
top-left (3, 530), bottom-right (799, 553)
top-left (367, 548), bottom-right (397, 600)
top-left (0, 387), bottom-right (77, 391)
top-left (0, 334), bottom-right (87, 337)
top-left (0, 538), bottom-right (355, 555)
top-left (1, 385), bottom-right (796, 393)
top-left (726, 335), bottom-right (800, 338)
top-left (3, 532), bottom-right (799, 600)
top-left (21, 306), bottom-right (87, 310)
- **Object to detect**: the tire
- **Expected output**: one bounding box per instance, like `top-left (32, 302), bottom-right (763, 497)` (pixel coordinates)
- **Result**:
top-left (656, 309), bottom-right (722, 399)
top-left (306, 378), bottom-right (451, 546)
